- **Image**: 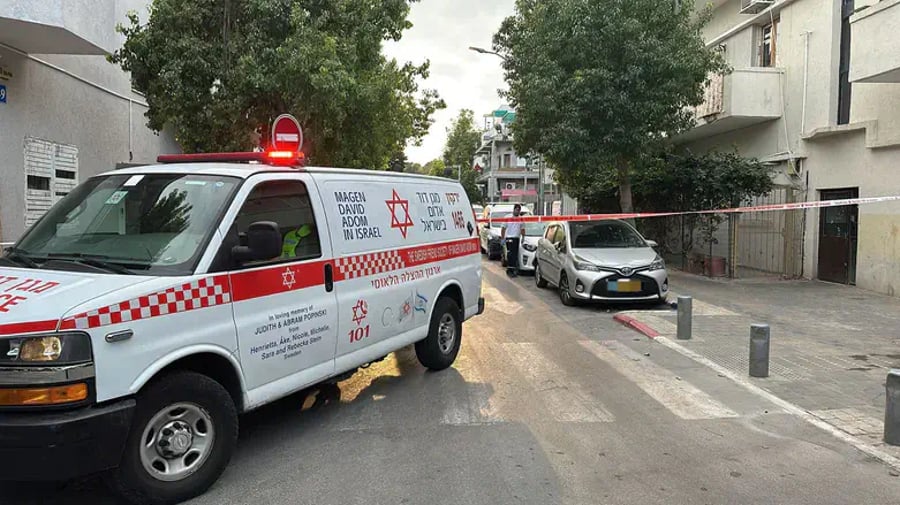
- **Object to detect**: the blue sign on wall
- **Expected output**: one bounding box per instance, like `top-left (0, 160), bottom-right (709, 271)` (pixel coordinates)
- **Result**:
top-left (0, 84), bottom-right (6, 103)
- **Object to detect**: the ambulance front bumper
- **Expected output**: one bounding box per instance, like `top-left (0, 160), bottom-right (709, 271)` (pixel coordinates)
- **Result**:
top-left (0, 399), bottom-right (135, 481)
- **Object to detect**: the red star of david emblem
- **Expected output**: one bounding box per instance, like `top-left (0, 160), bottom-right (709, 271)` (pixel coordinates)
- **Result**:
top-left (352, 299), bottom-right (368, 326)
top-left (386, 189), bottom-right (414, 239)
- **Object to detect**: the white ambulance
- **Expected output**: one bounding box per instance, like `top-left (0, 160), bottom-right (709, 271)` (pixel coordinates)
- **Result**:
top-left (0, 149), bottom-right (483, 504)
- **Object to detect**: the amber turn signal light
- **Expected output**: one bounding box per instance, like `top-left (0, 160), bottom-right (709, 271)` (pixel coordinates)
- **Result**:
top-left (0, 383), bottom-right (88, 406)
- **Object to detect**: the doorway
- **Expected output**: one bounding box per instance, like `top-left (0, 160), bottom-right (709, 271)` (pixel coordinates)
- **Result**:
top-left (817, 188), bottom-right (858, 284)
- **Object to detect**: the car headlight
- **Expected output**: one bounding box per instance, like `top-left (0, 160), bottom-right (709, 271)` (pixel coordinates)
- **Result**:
top-left (574, 260), bottom-right (602, 272)
top-left (1, 333), bottom-right (93, 365)
top-left (648, 256), bottom-right (665, 271)
top-left (523, 243), bottom-right (537, 252)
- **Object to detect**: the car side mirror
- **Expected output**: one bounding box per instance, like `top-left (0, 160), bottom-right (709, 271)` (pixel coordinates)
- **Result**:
top-left (232, 221), bottom-right (282, 263)
top-left (646, 240), bottom-right (659, 248)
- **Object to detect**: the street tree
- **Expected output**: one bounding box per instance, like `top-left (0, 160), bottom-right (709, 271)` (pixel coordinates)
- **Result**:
top-left (443, 109), bottom-right (484, 205)
top-left (423, 159), bottom-right (447, 177)
top-left (110, 0), bottom-right (444, 169)
top-left (389, 151), bottom-right (408, 172)
top-left (494, 0), bottom-right (725, 212)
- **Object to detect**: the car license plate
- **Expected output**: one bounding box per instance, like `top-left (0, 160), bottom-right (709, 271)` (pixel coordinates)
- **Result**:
top-left (609, 279), bottom-right (641, 293)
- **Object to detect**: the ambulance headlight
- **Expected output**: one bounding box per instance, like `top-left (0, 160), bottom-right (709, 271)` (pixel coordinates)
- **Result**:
top-left (2, 333), bottom-right (92, 365)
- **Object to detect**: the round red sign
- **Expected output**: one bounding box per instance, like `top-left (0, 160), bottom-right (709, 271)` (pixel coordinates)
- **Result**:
top-left (270, 114), bottom-right (303, 152)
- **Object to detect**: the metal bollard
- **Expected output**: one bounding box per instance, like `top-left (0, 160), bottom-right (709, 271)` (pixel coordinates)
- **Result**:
top-left (749, 324), bottom-right (770, 378)
top-left (884, 370), bottom-right (900, 446)
top-left (676, 296), bottom-right (692, 340)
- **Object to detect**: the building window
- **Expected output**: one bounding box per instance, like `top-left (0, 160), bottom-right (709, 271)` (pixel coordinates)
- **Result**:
top-left (758, 19), bottom-right (779, 67)
top-left (503, 154), bottom-right (512, 168)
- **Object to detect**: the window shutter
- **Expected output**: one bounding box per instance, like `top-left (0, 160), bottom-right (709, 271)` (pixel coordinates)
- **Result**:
top-left (24, 137), bottom-right (78, 228)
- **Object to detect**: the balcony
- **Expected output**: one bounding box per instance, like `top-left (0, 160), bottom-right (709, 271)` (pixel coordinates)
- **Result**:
top-left (0, 0), bottom-right (114, 54)
top-left (676, 67), bottom-right (784, 143)
top-left (850, 0), bottom-right (900, 83)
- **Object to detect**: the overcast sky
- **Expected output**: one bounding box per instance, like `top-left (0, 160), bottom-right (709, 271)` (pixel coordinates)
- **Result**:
top-left (383, 0), bottom-right (516, 165)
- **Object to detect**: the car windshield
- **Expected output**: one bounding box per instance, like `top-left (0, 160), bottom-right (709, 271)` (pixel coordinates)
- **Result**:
top-left (503, 222), bottom-right (546, 236)
top-left (9, 173), bottom-right (241, 275)
top-left (570, 221), bottom-right (647, 249)
top-left (523, 223), bottom-right (546, 236)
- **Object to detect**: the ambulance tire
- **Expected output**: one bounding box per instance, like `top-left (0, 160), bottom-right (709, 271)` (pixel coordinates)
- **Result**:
top-left (415, 296), bottom-right (462, 371)
top-left (109, 371), bottom-right (238, 505)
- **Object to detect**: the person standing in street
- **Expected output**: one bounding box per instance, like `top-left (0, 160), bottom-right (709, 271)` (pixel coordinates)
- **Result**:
top-left (501, 203), bottom-right (525, 277)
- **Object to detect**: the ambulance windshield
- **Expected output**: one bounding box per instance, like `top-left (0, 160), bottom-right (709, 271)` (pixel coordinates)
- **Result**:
top-left (10, 173), bottom-right (241, 275)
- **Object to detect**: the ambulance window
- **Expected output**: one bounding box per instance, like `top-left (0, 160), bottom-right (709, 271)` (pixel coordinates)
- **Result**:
top-left (12, 173), bottom-right (240, 276)
top-left (226, 180), bottom-right (321, 269)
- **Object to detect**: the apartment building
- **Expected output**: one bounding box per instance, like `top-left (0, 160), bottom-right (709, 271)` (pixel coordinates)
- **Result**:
top-left (680, 0), bottom-right (900, 295)
top-left (474, 107), bottom-right (538, 202)
top-left (473, 106), bottom-right (577, 214)
top-left (0, 0), bottom-right (178, 243)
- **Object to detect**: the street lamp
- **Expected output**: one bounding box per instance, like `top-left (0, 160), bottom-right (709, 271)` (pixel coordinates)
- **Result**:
top-left (468, 46), bottom-right (507, 61)
top-left (469, 45), bottom-right (508, 206)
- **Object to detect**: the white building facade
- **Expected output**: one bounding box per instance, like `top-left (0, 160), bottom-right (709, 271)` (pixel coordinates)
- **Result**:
top-left (681, 0), bottom-right (900, 295)
top-left (0, 0), bottom-right (178, 243)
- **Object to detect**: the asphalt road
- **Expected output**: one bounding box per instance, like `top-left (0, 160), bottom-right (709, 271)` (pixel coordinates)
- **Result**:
top-left (4, 259), bottom-right (900, 504)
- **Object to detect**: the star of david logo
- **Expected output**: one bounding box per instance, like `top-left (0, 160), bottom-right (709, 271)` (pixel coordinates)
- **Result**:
top-left (282, 267), bottom-right (297, 290)
top-left (352, 299), bottom-right (368, 326)
top-left (386, 189), bottom-right (414, 239)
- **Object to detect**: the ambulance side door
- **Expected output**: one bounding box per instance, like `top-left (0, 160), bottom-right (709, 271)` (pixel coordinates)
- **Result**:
top-left (216, 174), bottom-right (338, 398)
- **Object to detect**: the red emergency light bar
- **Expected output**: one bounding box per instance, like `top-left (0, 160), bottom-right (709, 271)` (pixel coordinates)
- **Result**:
top-left (156, 150), bottom-right (305, 167)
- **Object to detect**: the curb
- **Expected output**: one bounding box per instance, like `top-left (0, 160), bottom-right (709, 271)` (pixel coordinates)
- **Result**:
top-left (612, 313), bottom-right (660, 339)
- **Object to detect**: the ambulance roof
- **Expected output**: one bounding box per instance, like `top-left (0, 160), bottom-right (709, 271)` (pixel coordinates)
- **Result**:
top-left (101, 163), bottom-right (452, 183)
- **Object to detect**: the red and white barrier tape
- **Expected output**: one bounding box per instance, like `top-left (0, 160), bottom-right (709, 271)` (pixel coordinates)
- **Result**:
top-left (477, 195), bottom-right (900, 223)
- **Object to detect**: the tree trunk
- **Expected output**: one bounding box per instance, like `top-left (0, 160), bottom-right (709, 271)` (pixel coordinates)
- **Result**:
top-left (617, 161), bottom-right (634, 213)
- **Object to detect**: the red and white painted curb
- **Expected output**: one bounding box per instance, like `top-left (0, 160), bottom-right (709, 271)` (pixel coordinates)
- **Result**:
top-left (612, 313), bottom-right (661, 339)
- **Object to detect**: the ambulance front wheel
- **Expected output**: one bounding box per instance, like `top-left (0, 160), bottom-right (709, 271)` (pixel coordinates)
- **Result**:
top-left (416, 296), bottom-right (462, 371)
top-left (109, 371), bottom-right (238, 505)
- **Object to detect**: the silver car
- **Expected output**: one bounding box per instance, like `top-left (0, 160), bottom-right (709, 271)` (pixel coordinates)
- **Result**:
top-left (535, 219), bottom-right (669, 306)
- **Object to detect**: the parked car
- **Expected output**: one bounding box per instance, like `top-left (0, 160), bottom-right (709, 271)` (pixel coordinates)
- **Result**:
top-left (535, 219), bottom-right (669, 306)
top-left (479, 204), bottom-right (532, 260)
top-left (501, 221), bottom-right (547, 272)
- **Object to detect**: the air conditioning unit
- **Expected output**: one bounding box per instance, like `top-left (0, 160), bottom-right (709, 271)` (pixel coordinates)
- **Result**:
top-left (740, 0), bottom-right (774, 14)
top-left (505, 182), bottom-right (516, 190)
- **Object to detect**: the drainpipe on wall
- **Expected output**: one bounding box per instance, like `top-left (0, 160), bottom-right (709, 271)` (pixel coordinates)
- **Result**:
top-left (801, 30), bottom-right (812, 136)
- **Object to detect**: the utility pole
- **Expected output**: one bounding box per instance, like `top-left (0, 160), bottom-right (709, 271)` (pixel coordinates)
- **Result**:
top-left (538, 156), bottom-right (545, 216)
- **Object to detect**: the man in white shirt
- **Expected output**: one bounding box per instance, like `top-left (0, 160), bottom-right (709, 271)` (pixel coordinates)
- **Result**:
top-left (501, 204), bottom-right (525, 277)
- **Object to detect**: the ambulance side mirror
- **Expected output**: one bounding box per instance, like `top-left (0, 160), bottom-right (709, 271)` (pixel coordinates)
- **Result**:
top-left (232, 221), bottom-right (282, 263)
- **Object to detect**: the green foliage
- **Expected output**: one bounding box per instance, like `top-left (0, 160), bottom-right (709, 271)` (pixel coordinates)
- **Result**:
top-left (442, 109), bottom-right (484, 205)
top-left (109, 0), bottom-right (444, 168)
top-left (141, 190), bottom-right (192, 234)
top-left (388, 151), bottom-right (408, 172)
top-left (633, 149), bottom-right (774, 250)
top-left (423, 159), bottom-right (446, 177)
top-left (494, 0), bottom-right (725, 212)
top-left (633, 150), bottom-right (774, 212)
top-left (405, 161), bottom-right (424, 174)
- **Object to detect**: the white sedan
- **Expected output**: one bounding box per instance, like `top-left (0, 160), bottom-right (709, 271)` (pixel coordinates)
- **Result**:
top-left (501, 222), bottom-right (548, 273)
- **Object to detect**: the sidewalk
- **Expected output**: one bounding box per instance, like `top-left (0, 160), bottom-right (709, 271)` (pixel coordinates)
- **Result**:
top-left (617, 270), bottom-right (900, 454)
